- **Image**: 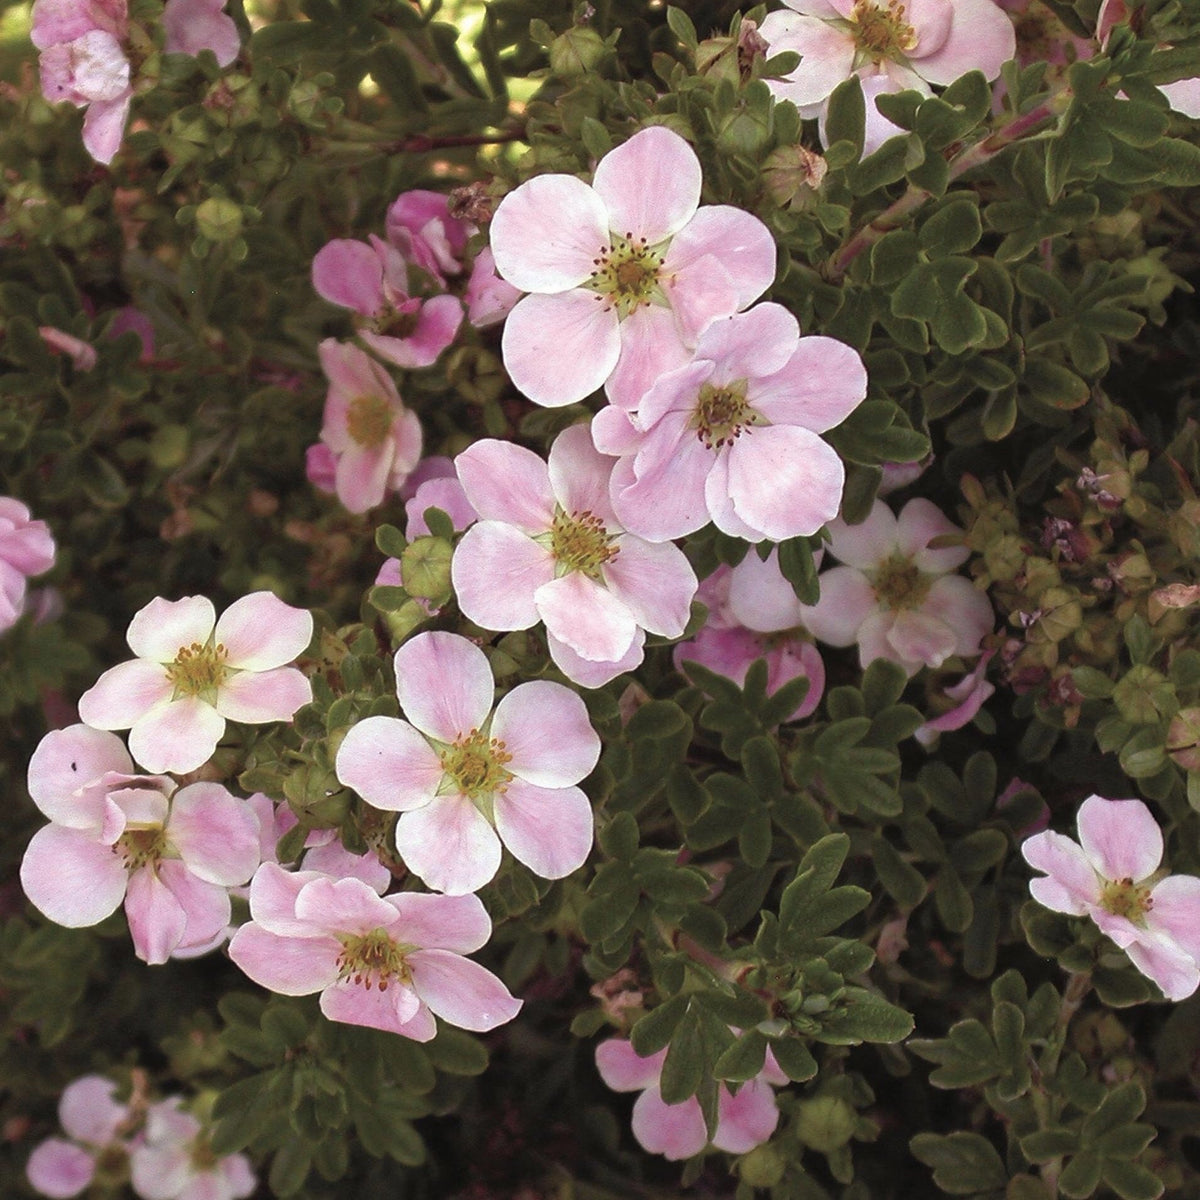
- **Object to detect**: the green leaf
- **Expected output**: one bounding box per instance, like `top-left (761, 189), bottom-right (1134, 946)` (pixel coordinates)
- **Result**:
top-left (770, 1037), bottom-right (819, 1081)
top-left (666, 5), bottom-right (698, 50)
top-left (1141, 136), bottom-right (1200, 186)
top-left (424, 1026), bottom-right (488, 1075)
top-left (660, 1008), bottom-right (706, 1104)
top-left (919, 199), bottom-right (983, 256)
top-left (825, 77), bottom-right (866, 159)
top-left (631, 995), bottom-right (688, 1057)
top-left (910, 1131), bottom-right (1007, 1194)
top-left (713, 1029), bottom-right (769, 1082)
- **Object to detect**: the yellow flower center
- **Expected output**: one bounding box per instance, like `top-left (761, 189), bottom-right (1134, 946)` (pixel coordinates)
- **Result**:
top-left (336, 928), bottom-right (413, 991)
top-left (550, 508), bottom-right (620, 577)
top-left (166, 642), bottom-right (231, 700)
top-left (440, 729), bottom-right (514, 801)
top-left (693, 381), bottom-right (756, 450)
top-left (851, 0), bottom-right (918, 60)
top-left (871, 553), bottom-right (931, 610)
top-left (346, 393), bottom-right (394, 448)
top-left (114, 826), bottom-right (168, 870)
top-left (369, 306), bottom-right (420, 340)
top-left (1099, 877), bottom-right (1153, 924)
top-left (585, 233), bottom-right (666, 320)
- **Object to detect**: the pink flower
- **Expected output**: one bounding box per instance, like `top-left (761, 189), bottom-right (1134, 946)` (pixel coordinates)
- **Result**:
top-left (450, 425), bottom-right (698, 687)
top-left (26, 1075), bottom-right (130, 1200)
top-left (386, 189), bottom-right (475, 284)
top-left (107, 307), bottom-right (156, 361)
top-left (761, 0), bottom-right (1016, 155)
top-left (0, 498), bottom-right (56, 634)
top-left (595, 1038), bottom-right (787, 1160)
top-left (465, 247), bottom-right (521, 328)
top-left (489, 125), bottom-right (777, 408)
top-left (39, 326), bottom-right (98, 370)
top-left (802, 498), bottom-right (993, 675)
top-left (675, 553), bottom-right (825, 721)
top-left (1097, 0), bottom-right (1200, 118)
top-left (335, 631), bottom-right (600, 894)
top-left (162, 0), bottom-right (240, 68)
top-left (305, 442), bottom-right (337, 495)
top-left (77, 592), bottom-right (313, 775)
top-left (914, 651), bottom-right (995, 745)
top-left (20, 725), bottom-right (261, 963)
top-left (32, 0), bottom-right (132, 164)
top-left (593, 303), bottom-right (866, 542)
top-left (405, 474), bottom-right (477, 539)
top-left (228, 863), bottom-right (522, 1038)
top-left (129, 1098), bottom-right (255, 1200)
top-left (311, 235), bottom-right (463, 369)
top-left (316, 339), bottom-right (423, 513)
top-left (1022, 795), bottom-right (1200, 1000)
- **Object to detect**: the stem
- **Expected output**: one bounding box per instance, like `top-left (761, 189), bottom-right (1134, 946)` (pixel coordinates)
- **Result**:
top-left (825, 95), bottom-right (1064, 281)
top-left (383, 128), bottom-right (528, 153)
top-left (1035, 971), bottom-right (1093, 1198)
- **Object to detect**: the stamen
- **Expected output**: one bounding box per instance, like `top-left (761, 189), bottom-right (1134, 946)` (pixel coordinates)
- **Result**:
top-left (693, 381), bottom-right (756, 450)
top-left (584, 233), bottom-right (667, 320)
top-left (1100, 877), bottom-right (1154, 924)
top-left (165, 642), bottom-right (231, 699)
top-left (870, 553), bottom-right (932, 610)
top-left (440, 729), bottom-right (514, 800)
top-left (335, 928), bottom-right (412, 992)
top-left (851, 0), bottom-right (918, 60)
top-left (550, 508), bottom-right (620, 577)
top-left (346, 394), bottom-right (394, 448)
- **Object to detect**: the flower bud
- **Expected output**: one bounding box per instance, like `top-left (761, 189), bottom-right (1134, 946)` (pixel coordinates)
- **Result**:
top-left (795, 1096), bottom-right (857, 1153)
top-left (738, 1143), bottom-right (786, 1187)
top-left (195, 196), bottom-right (243, 243)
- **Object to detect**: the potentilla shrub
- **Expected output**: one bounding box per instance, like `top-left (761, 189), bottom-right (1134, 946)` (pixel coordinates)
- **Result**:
top-left (5, 0), bottom-right (1200, 1197)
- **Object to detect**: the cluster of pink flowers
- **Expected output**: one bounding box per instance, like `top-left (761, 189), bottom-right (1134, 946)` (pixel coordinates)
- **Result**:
top-left (26, 1075), bottom-right (253, 1200)
top-left (0, 497), bottom-right (56, 634)
top-left (31, 0), bottom-right (239, 164)
top-left (1023, 795), bottom-right (1200, 1000)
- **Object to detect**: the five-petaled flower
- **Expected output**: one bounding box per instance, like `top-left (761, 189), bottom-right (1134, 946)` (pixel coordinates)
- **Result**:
top-left (335, 630), bottom-right (601, 894)
top-left (451, 424), bottom-right (698, 687)
top-left (228, 863), bottom-right (522, 1037)
top-left (25, 1075), bottom-right (131, 1200)
top-left (77, 592), bottom-right (313, 774)
top-left (1022, 794), bottom-right (1200, 1000)
top-left (488, 125), bottom-right (777, 408)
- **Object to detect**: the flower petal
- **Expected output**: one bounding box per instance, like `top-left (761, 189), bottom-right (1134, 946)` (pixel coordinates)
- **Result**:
top-left (547, 422), bottom-right (620, 526)
top-left (610, 420), bottom-right (714, 542)
top-left (727, 425), bottom-right (846, 541)
top-left (595, 1039), bottom-right (667, 1091)
top-left (312, 239), bottom-right (383, 314)
top-left (664, 204), bottom-right (777, 314)
top-left (1147, 874), bottom-right (1200, 963)
top-left (760, 11), bottom-right (857, 107)
top-left (156, 859), bottom-right (231, 954)
top-left (490, 174), bottom-right (610, 293)
top-left (502, 291), bottom-right (621, 407)
top-left (631, 1088), bottom-right (709, 1160)
top-left (168, 782), bottom-right (260, 886)
top-left (911, 0), bottom-right (1015, 85)
top-left (128, 697), bottom-right (225, 775)
top-left (25, 1139), bottom-right (96, 1199)
top-left (216, 666), bottom-right (312, 726)
top-left (801, 566), bottom-right (875, 646)
top-left (20, 824), bottom-right (127, 927)
top-left (78, 659), bottom-right (174, 732)
top-left (27, 725), bottom-right (133, 826)
top-left (697, 303), bottom-right (800, 381)
top-left (826, 502), bottom-right (899, 568)
top-left (394, 631), bottom-right (495, 743)
top-left (452, 523), bottom-right (554, 632)
top-left (592, 126), bottom-right (702, 244)
top-left (385, 891), bottom-right (493, 954)
top-left (491, 681), bottom-right (600, 787)
top-left (394, 796), bottom-right (502, 895)
top-left (547, 628), bottom-right (645, 687)
top-left (1076, 795), bottom-right (1163, 883)
top-left (713, 1079), bottom-right (780, 1153)
top-left (1022, 830), bottom-right (1101, 914)
top-left (319, 977), bottom-right (421, 1034)
top-left (454, 439), bottom-right (555, 531)
top-left (214, 592), bottom-right (313, 671)
top-left (59, 1076), bottom-right (127, 1145)
top-left (81, 91), bottom-right (131, 165)
top-left (885, 608), bottom-right (958, 670)
top-left (493, 779), bottom-right (594, 879)
top-left (601, 537), bottom-right (697, 639)
top-left (127, 595), bottom-right (216, 662)
top-left (535, 572), bottom-right (639, 663)
top-left (750, 335), bottom-right (868, 432)
top-left (407, 948), bottom-right (522, 1031)
top-left (227, 924), bottom-right (341, 994)
top-left (1123, 932), bottom-right (1200, 1001)
top-left (295, 875), bottom-right (401, 934)
top-left (728, 549), bottom-right (804, 633)
top-left (603, 303), bottom-right (694, 411)
top-left (897, 498), bottom-right (969, 572)
top-left (921, 575), bottom-right (993, 658)
top-left (124, 867), bottom-right (189, 964)
top-left (335, 715), bottom-right (443, 811)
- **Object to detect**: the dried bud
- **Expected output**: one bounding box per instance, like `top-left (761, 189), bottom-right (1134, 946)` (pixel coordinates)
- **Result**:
top-left (763, 144), bottom-right (828, 209)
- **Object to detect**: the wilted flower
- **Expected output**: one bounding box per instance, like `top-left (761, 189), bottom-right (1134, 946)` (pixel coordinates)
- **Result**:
top-left (0, 498), bottom-right (56, 634)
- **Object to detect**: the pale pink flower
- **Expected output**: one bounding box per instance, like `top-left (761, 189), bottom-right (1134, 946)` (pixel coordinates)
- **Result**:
top-left (311, 235), bottom-right (463, 369)
top-left (129, 1098), bottom-right (254, 1200)
top-left (26, 1075), bottom-right (130, 1200)
top-left (489, 125), bottom-right (777, 408)
top-left (593, 303), bottom-right (866, 542)
top-left (914, 650), bottom-right (995, 745)
top-left (802, 498), bottom-right (993, 675)
top-left (162, 0), bottom-right (240, 68)
top-left (1097, 0), bottom-right (1200, 117)
top-left (335, 631), bottom-right (600, 894)
top-left (451, 425), bottom-right (697, 687)
top-left (465, 247), bottom-right (521, 328)
top-left (761, 0), bottom-right (1016, 155)
top-left (0, 498), bottom-right (56, 633)
top-left (675, 554), bottom-right (825, 721)
top-left (20, 725), bottom-right (261, 963)
top-left (32, 0), bottom-right (132, 165)
top-left (1022, 795), bottom-right (1200, 1000)
top-left (595, 1038), bottom-right (787, 1160)
top-left (316, 339), bottom-right (423, 513)
top-left (38, 326), bottom-right (98, 370)
top-left (77, 592), bottom-right (313, 775)
top-left (386, 189), bottom-right (475, 284)
top-left (228, 863), bottom-right (522, 1038)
